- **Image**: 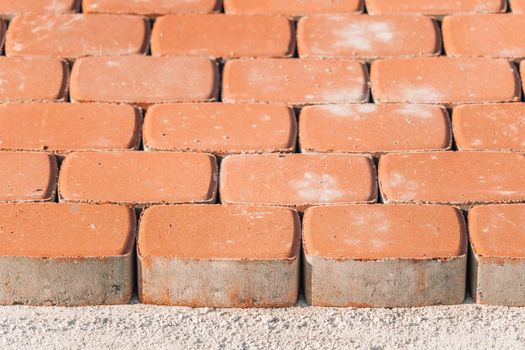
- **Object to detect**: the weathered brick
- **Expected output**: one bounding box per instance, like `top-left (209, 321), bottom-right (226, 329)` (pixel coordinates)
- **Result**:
top-left (0, 203), bottom-right (135, 305)
top-left (151, 15), bottom-right (294, 58)
top-left (223, 0), bottom-right (363, 16)
top-left (138, 205), bottom-right (300, 307)
top-left (453, 103), bottom-right (525, 152)
top-left (70, 56), bottom-right (218, 106)
top-left (298, 14), bottom-right (440, 60)
top-left (143, 103), bottom-right (296, 155)
top-left (83, 0), bottom-right (220, 16)
top-left (299, 104), bottom-right (451, 154)
top-left (0, 103), bottom-right (142, 154)
top-left (222, 59), bottom-right (369, 105)
top-left (469, 204), bottom-right (525, 306)
top-left (59, 152), bottom-right (218, 206)
top-left (0, 0), bottom-right (80, 19)
top-left (370, 57), bottom-right (520, 105)
top-left (220, 153), bottom-right (377, 211)
top-left (0, 152), bottom-right (57, 203)
top-left (6, 14), bottom-right (149, 59)
top-left (0, 57), bottom-right (68, 103)
top-left (303, 204), bottom-right (467, 307)
top-left (379, 152), bottom-right (525, 206)
top-left (366, 0), bottom-right (505, 15)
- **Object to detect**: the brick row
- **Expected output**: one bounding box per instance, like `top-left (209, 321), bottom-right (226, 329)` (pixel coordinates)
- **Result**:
top-left (3, 202), bottom-right (524, 307)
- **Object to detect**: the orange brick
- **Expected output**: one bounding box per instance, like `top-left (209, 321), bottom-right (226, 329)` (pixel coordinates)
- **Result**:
top-left (0, 103), bottom-right (142, 154)
top-left (224, 0), bottom-right (363, 16)
top-left (370, 57), bottom-right (520, 105)
top-left (453, 104), bottom-right (525, 152)
top-left (220, 153), bottom-right (377, 211)
top-left (0, 203), bottom-right (135, 305)
top-left (83, 0), bottom-right (220, 16)
top-left (138, 205), bottom-right (300, 307)
top-left (222, 59), bottom-right (369, 105)
top-left (298, 15), bottom-right (440, 60)
top-left (299, 104), bottom-right (451, 154)
top-left (303, 204), bottom-right (467, 307)
top-left (143, 103), bottom-right (296, 155)
top-left (379, 152), bottom-right (525, 206)
top-left (0, 152), bottom-right (57, 203)
top-left (443, 14), bottom-right (525, 59)
top-left (469, 204), bottom-right (525, 305)
top-left (0, 0), bottom-right (80, 19)
top-left (511, 0), bottom-right (525, 12)
top-left (366, 0), bottom-right (505, 15)
top-left (6, 14), bottom-right (149, 60)
top-left (0, 57), bottom-right (68, 103)
top-left (151, 15), bottom-right (294, 59)
top-left (70, 56), bottom-right (218, 106)
top-left (59, 151), bottom-right (217, 206)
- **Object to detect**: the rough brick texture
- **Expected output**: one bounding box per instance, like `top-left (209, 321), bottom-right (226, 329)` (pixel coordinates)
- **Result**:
top-left (220, 153), bottom-right (377, 211)
top-left (59, 152), bottom-right (218, 206)
top-left (0, 103), bottom-right (142, 154)
top-left (0, 203), bottom-right (135, 306)
top-left (303, 204), bottom-right (467, 307)
top-left (138, 205), bottom-right (300, 307)
top-left (6, 14), bottom-right (149, 59)
top-left (299, 104), bottom-right (451, 154)
top-left (371, 57), bottom-right (520, 105)
top-left (70, 56), bottom-right (218, 106)
top-left (84, 0), bottom-right (220, 16)
top-left (453, 104), bottom-right (525, 152)
top-left (222, 59), bottom-right (369, 105)
top-left (143, 103), bottom-right (296, 155)
top-left (151, 15), bottom-right (294, 59)
top-left (469, 204), bottom-right (525, 306)
top-left (223, 0), bottom-right (363, 16)
top-left (0, 152), bottom-right (57, 203)
top-left (366, 0), bottom-right (505, 15)
top-left (379, 152), bottom-right (525, 206)
top-left (298, 15), bottom-right (440, 60)
top-left (0, 0), bottom-right (80, 19)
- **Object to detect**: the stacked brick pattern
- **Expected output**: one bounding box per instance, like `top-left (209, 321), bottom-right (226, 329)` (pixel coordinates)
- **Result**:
top-left (0, 0), bottom-right (525, 307)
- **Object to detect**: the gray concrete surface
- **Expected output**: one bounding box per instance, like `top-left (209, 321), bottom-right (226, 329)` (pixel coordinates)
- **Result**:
top-left (0, 296), bottom-right (524, 349)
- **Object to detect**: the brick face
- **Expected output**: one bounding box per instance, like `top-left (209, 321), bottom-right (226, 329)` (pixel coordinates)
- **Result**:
top-left (151, 15), bottom-right (294, 59)
top-left (223, 0), bottom-right (363, 16)
top-left (298, 15), bottom-right (440, 60)
top-left (59, 152), bottom-right (218, 206)
top-left (143, 103), bottom-right (296, 155)
top-left (366, 0), bottom-right (505, 15)
top-left (6, 14), bottom-right (149, 59)
top-left (370, 57), bottom-right (521, 105)
top-left (0, 0), bottom-right (80, 19)
top-left (220, 153), bottom-right (377, 210)
top-left (70, 56), bottom-right (219, 105)
top-left (222, 59), bottom-right (369, 105)
top-left (83, 0), bottom-right (220, 16)
top-left (299, 104), bottom-right (451, 154)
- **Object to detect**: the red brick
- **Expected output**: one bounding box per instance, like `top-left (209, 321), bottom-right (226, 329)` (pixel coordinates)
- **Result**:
top-left (297, 15), bottom-right (440, 60)
top-left (6, 14), bottom-right (149, 60)
top-left (0, 202), bottom-right (134, 305)
top-left (303, 204), bottom-right (467, 307)
top-left (143, 103), bottom-right (296, 155)
top-left (299, 104), bottom-right (451, 154)
top-left (511, 0), bottom-right (525, 12)
top-left (379, 152), bottom-right (525, 206)
top-left (0, 0), bottom-right (80, 19)
top-left (138, 204), bottom-right (300, 307)
top-left (59, 151), bottom-right (217, 206)
top-left (453, 103), bottom-right (525, 152)
top-left (151, 15), bottom-right (294, 59)
top-left (0, 103), bottom-right (142, 154)
top-left (443, 14), bottom-right (525, 59)
top-left (366, 0), bottom-right (505, 15)
top-left (224, 0), bottom-right (363, 16)
top-left (0, 152), bottom-right (57, 203)
top-left (220, 154), bottom-right (376, 211)
top-left (83, 0), bottom-right (220, 16)
top-left (370, 57), bottom-right (520, 105)
top-left (70, 56), bottom-right (218, 106)
top-left (469, 204), bottom-right (525, 305)
top-left (0, 57), bottom-right (68, 103)
top-left (222, 59), bottom-right (369, 105)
